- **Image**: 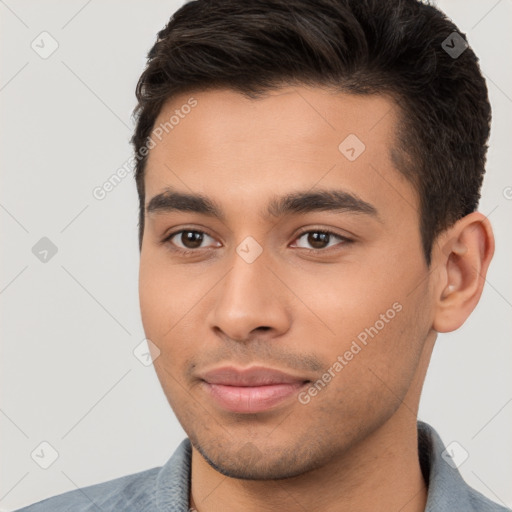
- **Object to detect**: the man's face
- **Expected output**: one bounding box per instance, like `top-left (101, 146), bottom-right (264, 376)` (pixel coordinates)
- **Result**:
top-left (139, 86), bottom-right (436, 479)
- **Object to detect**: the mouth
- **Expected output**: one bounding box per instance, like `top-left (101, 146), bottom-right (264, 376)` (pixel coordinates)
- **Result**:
top-left (198, 365), bottom-right (311, 414)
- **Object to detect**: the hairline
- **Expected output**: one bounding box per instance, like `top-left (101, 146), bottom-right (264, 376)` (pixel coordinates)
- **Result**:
top-left (135, 82), bottom-right (428, 263)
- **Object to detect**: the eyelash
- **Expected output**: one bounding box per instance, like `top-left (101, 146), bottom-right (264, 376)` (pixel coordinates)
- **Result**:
top-left (161, 227), bottom-right (353, 256)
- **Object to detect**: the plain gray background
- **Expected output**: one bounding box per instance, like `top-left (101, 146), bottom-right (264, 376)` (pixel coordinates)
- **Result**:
top-left (1, 0), bottom-right (511, 510)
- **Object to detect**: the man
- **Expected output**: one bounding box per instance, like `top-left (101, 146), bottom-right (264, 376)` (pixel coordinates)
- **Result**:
top-left (16, 0), bottom-right (508, 510)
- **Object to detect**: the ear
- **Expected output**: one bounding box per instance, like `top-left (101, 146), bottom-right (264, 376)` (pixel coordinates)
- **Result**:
top-left (431, 212), bottom-right (495, 333)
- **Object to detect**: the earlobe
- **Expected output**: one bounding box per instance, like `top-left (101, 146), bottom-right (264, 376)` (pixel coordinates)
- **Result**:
top-left (432, 212), bottom-right (495, 333)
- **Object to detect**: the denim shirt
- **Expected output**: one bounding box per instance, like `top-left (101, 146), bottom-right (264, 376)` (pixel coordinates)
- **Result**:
top-left (15, 421), bottom-right (509, 511)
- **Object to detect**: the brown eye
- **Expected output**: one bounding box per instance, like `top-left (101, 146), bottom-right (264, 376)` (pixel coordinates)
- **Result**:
top-left (293, 230), bottom-right (351, 251)
top-left (164, 229), bottom-right (218, 252)
top-left (179, 230), bottom-right (205, 249)
top-left (306, 232), bottom-right (330, 249)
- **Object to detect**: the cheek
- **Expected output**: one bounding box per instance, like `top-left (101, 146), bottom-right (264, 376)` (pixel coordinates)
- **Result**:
top-left (294, 254), bottom-right (430, 381)
top-left (286, 258), bottom-right (406, 342)
top-left (138, 260), bottom-right (168, 337)
top-left (138, 250), bottom-right (206, 335)
top-left (138, 254), bottom-right (219, 373)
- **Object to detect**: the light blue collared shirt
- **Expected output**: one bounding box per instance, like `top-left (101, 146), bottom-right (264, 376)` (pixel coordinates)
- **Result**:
top-left (15, 421), bottom-right (510, 511)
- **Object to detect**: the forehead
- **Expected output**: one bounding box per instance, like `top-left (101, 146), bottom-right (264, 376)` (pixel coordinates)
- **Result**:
top-left (148, 86), bottom-right (399, 156)
top-left (143, 86), bottom-right (416, 222)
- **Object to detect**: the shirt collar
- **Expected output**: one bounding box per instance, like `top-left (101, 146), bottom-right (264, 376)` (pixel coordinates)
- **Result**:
top-left (417, 420), bottom-right (502, 511)
top-left (154, 421), bottom-right (502, 511)
top-left (155, 436), bottom-right (191, 512)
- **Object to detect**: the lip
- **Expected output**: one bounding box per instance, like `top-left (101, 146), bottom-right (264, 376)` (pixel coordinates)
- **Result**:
top-left (199, 366), bottom-right (310, 413)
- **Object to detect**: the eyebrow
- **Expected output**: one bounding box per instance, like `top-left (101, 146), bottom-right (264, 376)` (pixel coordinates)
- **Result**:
top-left (146, 187), bottom-right (380, 221)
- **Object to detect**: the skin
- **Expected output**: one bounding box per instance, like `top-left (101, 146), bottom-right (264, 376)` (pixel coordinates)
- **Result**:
top-left (138, 86), bottom-right (494, 512)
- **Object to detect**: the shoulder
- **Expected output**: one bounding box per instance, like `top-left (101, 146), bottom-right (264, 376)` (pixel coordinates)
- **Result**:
top-left (14, 466), bottom-right (161, 512)
top-left (14, 438), bottom-right (192, 512)
top-left (418, 421), bottom-right (510, 512)
top-left (465, 485), bottom-right (511, 512)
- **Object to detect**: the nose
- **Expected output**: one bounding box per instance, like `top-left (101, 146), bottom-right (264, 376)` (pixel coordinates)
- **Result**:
top-left (207, 247), bottom-right (291, 343)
